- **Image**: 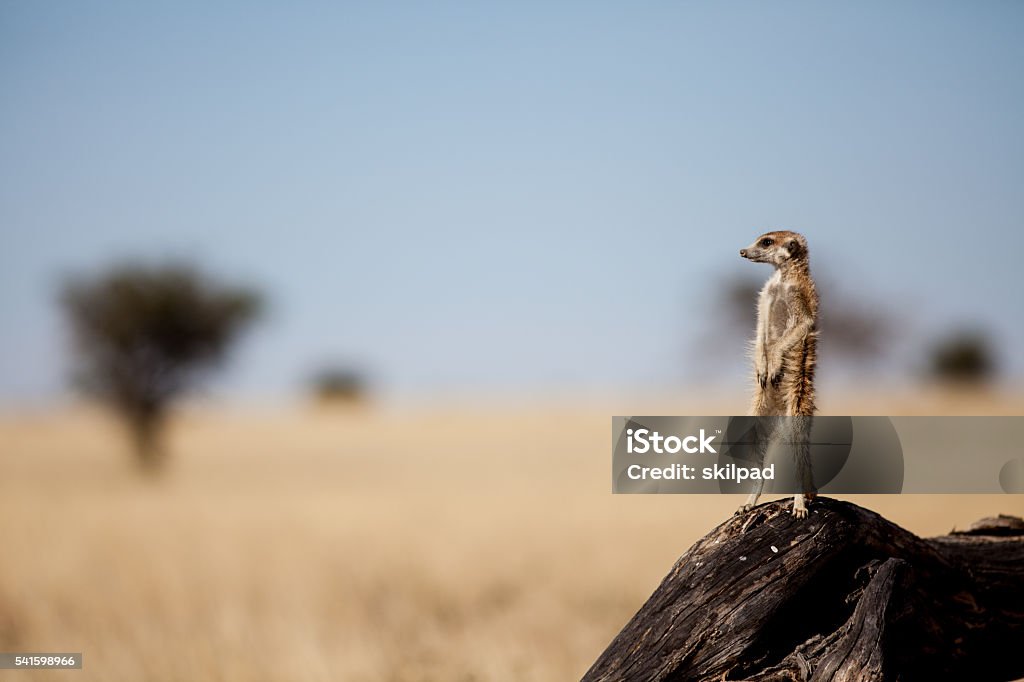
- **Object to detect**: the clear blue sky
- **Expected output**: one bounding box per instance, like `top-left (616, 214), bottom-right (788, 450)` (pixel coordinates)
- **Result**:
top-left (2, 2), bottom-right (1022, 402)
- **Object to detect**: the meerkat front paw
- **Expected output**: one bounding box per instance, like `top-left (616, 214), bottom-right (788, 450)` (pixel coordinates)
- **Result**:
top-left (755, 359), bottom-right (769, 389)
top-left (735, 504), bottom-right (753, 515)
top-left (766, 355), bottom-right (784, 388)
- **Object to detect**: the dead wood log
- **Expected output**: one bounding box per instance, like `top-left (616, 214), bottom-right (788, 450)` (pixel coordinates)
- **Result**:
top-left (582, 498), bottom-right (1024, 682)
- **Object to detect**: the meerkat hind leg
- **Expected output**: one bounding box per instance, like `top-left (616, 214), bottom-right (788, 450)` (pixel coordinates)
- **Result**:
top-left (736, 414), bottom-right (776, 515)
top-left (737, 479), bottom-right (765, 515)
top-left (791, 494), bottom-right (809, 518)
top-left (790, 415), bottom-right (815, 518)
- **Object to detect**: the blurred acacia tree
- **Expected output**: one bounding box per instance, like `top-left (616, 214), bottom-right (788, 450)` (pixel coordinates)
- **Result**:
top-left (61, 264), bottom-right (261, 471)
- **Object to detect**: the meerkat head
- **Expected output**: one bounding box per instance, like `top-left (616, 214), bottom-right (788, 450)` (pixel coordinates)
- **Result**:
top-left (739, 230), bottom-right (808, 267)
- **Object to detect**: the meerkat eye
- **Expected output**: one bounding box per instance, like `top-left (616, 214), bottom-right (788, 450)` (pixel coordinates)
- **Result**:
top-left (760, 238), bottom-right (774, 248)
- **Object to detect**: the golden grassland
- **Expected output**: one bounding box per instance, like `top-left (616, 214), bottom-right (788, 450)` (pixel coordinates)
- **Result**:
top-left (1, 390), bottom-right (1022, 681)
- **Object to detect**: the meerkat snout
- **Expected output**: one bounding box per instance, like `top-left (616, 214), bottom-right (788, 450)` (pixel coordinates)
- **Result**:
top-left (741, 232), bottom-right (808, 266)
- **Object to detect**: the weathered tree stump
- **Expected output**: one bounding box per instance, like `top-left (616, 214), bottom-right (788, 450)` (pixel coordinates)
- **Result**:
top-left (583, 498), bottom-right (1024, 682)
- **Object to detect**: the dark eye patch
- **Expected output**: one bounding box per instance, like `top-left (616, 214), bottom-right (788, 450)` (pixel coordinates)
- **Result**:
top-left (760, 238), bottom-right (774, 247)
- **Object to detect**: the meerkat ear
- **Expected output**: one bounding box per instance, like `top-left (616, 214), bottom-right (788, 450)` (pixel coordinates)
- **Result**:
top-left (787, 239), bottom-right (802, 257)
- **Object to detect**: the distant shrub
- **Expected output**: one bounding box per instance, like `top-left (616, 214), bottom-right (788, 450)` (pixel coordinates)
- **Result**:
top-left (928, 330), bottom-right (996, 384)
top-left (310, 367), bottom-right (368, 404)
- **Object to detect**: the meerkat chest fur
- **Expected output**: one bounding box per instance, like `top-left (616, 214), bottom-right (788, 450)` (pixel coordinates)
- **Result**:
top-left (757, 270), bottom-right (792, 345)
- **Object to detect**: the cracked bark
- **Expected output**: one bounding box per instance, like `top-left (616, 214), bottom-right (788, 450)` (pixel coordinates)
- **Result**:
top-left (582, 498), bottom-right (1024, 682)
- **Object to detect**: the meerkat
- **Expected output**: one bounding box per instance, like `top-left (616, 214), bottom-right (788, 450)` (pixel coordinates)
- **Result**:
top-left (737, 230), bottom-right (819, 518)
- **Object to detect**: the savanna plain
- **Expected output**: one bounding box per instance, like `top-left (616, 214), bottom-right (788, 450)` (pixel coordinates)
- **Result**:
top-left (1, 391), bottom-right (1021, 681)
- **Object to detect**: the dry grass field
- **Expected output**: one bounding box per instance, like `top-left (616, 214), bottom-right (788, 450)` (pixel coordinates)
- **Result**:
top-left (1, 391), bottom-right (1021, 681)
